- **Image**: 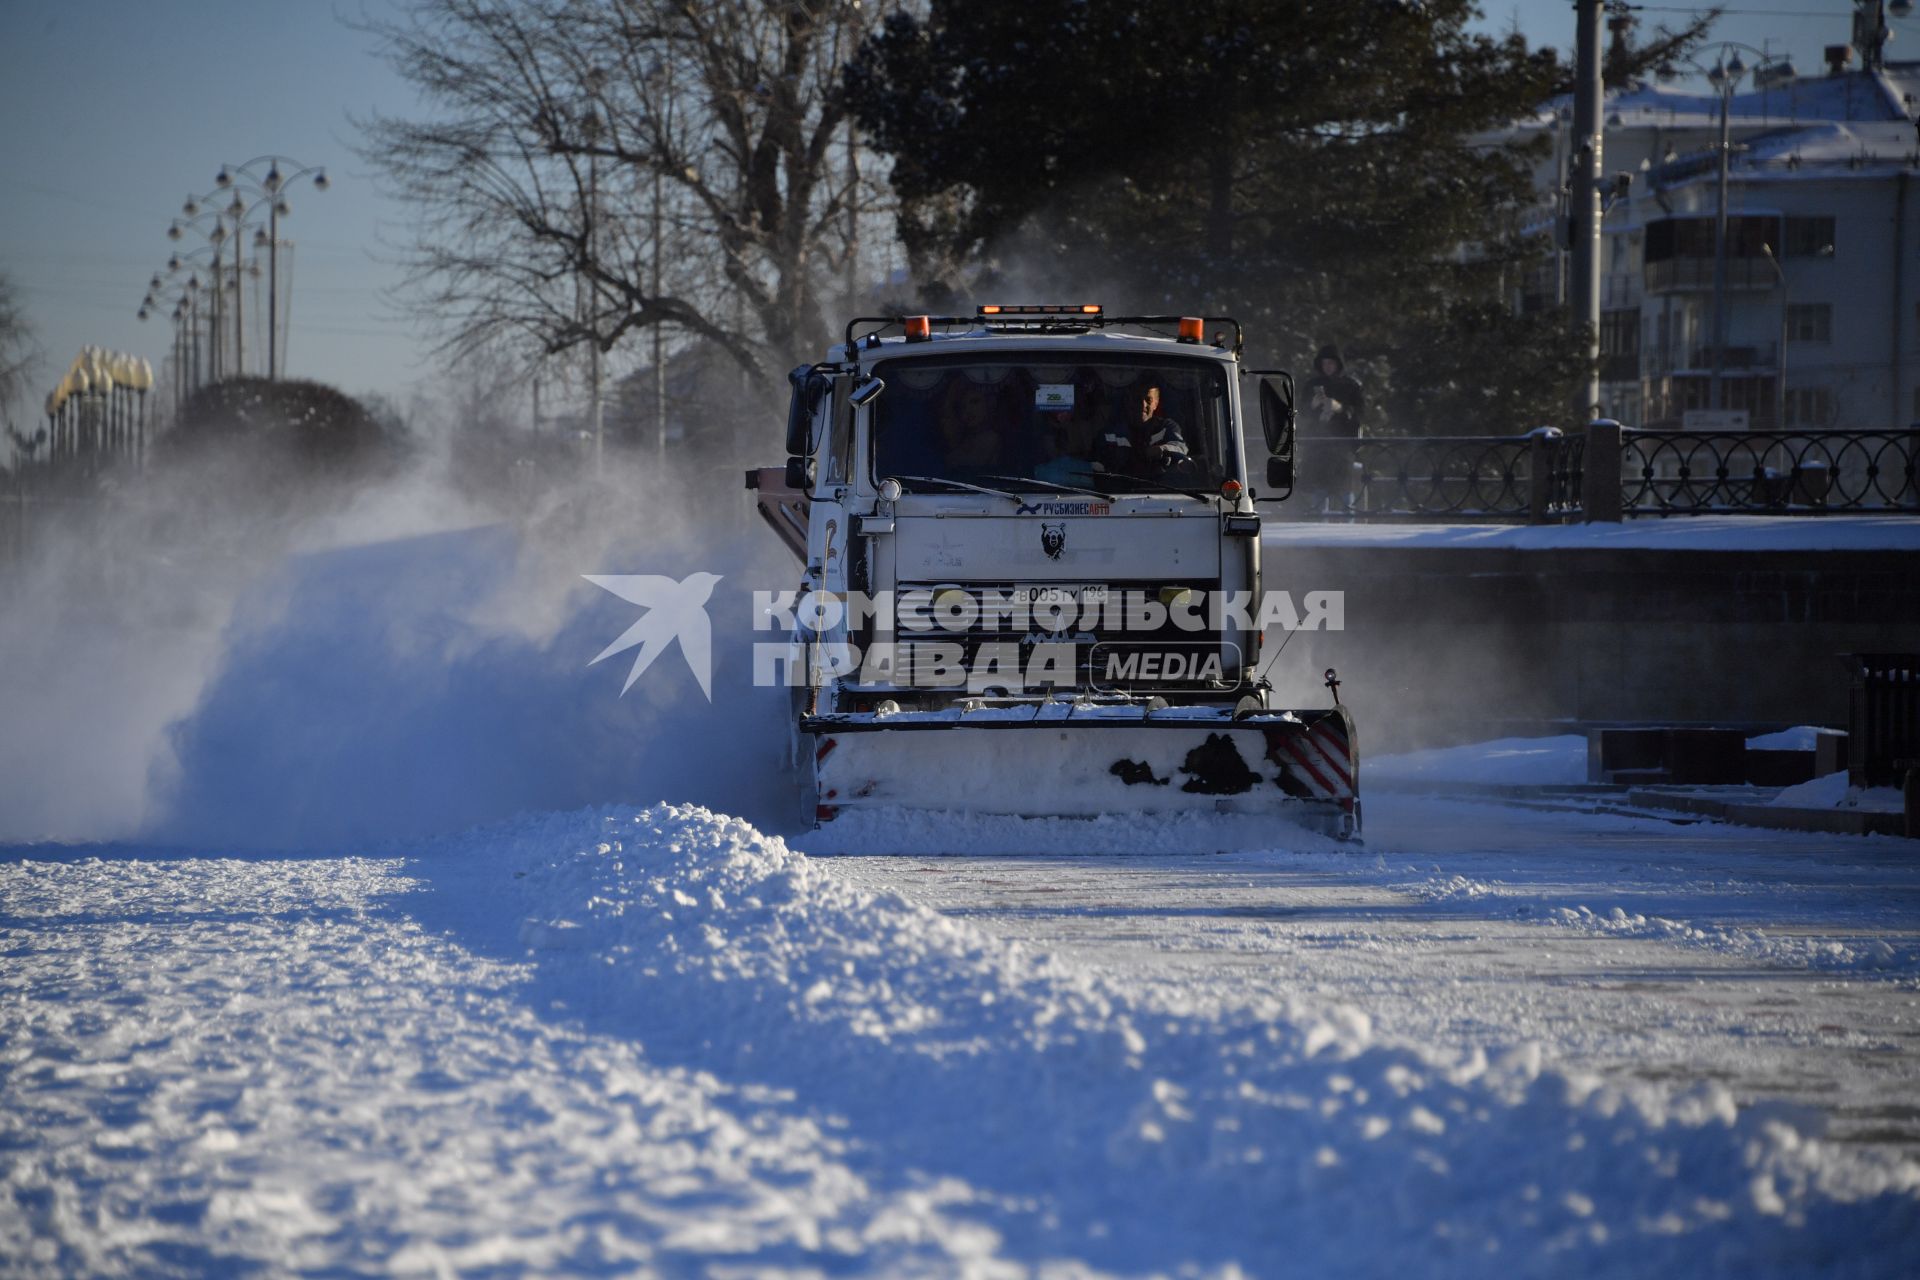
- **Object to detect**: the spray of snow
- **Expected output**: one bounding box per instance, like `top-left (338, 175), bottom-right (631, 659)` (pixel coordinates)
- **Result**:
top-left (0, 426), bottom-right (793, 849)
top-left (1369, 734), bottom-right (1589, 787)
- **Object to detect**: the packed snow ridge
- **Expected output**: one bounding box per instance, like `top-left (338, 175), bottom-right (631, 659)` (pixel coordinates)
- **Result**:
top-left (5, 803), bottom-right (1917, 1276)
top-left (441, 805), bottom-right (1919, 1273)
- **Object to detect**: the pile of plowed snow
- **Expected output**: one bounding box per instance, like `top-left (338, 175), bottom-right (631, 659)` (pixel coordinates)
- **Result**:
top-left (412, 803), bottom-right (1920, 1276)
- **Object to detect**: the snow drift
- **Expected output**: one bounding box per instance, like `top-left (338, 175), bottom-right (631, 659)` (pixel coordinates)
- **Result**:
top-left (402, 803), bottom-right (1920, 1277)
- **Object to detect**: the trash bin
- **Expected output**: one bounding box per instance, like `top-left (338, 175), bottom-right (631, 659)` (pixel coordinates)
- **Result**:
top-left (1794, 460), bottom-right (1832, 507)
top-left (1848, 655), bottom-right (1920, 788)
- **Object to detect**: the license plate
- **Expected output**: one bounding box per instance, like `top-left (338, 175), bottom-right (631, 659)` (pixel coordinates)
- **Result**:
top-left (1016, 583), bottom-right (1108, 608)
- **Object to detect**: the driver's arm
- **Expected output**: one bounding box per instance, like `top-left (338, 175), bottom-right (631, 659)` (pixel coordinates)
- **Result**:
top-left (1148, 418), bottom-right (1189, 466)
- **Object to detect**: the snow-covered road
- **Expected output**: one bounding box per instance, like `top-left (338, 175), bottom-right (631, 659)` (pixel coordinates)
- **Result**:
top-left (813, 794), bottom-right (1920, 1154)
top-left (0, 849), bottom-right (1003, 1275)
top-left (5, 798), bottom-right (1918, 1276)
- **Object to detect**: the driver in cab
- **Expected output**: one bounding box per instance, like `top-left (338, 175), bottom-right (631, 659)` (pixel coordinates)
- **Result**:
top-left (1095, 383), bottom-right (1190, 478)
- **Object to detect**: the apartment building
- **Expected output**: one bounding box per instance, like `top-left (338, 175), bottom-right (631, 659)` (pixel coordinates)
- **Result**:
top-left (1511, 63), bottom-right (1920, 429)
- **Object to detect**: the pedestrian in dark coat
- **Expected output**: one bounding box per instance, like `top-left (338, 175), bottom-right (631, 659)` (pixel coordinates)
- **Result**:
top-left (1303, 344), bottom-right (1364, 439)
top-left (1301, 344), bottom-right (1364, 512)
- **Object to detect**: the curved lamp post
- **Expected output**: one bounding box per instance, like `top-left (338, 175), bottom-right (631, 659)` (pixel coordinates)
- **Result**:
top-left (139, 286), bottom-right (190, 412)
top-left (143, 243), bottom-right (220, 398)
top-left (169, 201), bottom-right (237, 380)
top-left (1671, 43), bottom-right (1783, 416)
top-left (219, 157), bottom-right (329, 380)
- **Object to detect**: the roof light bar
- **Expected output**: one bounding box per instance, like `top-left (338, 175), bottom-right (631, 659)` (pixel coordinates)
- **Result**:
top-left (1177, 316), bottom-right (1204, 343)
top-left (978, 304), bottom-right (1103, 317)
top-left (904, 315), bottom-right (931, 341)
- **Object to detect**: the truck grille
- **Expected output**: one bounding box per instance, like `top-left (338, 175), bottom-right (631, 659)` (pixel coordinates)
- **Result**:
top-left (877, 582), bottom-right (1235, 692)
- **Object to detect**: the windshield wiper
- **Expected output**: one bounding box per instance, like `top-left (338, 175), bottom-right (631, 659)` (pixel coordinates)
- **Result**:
top-left (976, 474), bottom-right (1111, 502)
top-left (886, 474), bottom-right (1022, 503)
top-left (1092, 472), bottom-right (1219, 504)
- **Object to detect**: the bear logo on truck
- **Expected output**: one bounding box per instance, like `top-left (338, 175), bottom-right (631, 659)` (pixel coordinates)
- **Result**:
top-left (1041, 522), bottom-right (1066, 560)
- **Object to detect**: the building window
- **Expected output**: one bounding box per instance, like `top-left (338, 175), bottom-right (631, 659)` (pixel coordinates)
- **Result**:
top-left (1783, 216), bottom-right (1835, 258)
top-left (1785, 386), bottom-right (1833, 427)
top-left (1600, 308), bottom-right (1640, 381)
top-left (1786, 303), bottom-right (1832, 343)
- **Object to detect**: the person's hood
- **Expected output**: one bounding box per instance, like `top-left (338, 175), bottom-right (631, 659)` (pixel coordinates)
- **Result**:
top-left (1315, 344), bottom-right (1344, 373)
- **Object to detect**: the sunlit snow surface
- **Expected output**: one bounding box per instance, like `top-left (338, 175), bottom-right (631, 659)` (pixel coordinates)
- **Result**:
top-left (5, 802), bottom-right (1918, 1276)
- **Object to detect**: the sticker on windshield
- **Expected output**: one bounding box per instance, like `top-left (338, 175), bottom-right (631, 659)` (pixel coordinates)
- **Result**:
top-left (1035, 384), bottom-right (1075, 410)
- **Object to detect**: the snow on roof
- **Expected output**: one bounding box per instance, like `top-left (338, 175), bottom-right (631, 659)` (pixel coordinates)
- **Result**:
top-left (1740, 119), bottom-right (1918, 166)
top-left (1520, 68), bottom-right (1913, 134)
top-left (1642, 120), bottom-right (1920, 192)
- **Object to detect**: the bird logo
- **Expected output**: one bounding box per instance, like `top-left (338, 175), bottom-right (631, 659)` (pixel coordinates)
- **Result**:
top-left (583, 572), bottom-right (723, 699)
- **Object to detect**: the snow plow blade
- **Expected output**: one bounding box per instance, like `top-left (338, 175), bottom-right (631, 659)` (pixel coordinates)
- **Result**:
top-left (804, 705), bottom-right (1358, 838)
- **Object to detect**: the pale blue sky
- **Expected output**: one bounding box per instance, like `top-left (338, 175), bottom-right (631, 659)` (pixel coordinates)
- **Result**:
top-left (0, 1), bottom-right (1897, 428)
top-left (0, 1), bottom-right (418, 420)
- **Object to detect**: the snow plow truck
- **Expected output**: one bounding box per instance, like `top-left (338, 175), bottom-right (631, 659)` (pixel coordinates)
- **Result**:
top-left (746, 305), bottom-right (1359, 838)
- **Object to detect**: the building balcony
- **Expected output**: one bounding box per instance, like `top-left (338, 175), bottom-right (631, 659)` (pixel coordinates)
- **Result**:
top-left (1642, 343), bottom-right (1780, 377)
top-left (1688, 344), bottom-right (1778, 372)
top-left (1601, 275), bottom-right (1641, 309)
top-left (1645, 257), bottom-right (1780, 294)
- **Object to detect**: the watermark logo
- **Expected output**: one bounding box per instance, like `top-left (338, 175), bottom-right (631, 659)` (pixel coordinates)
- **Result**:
top-left (585, 577), bottom-right (1343, 699)
top-left (584, 572), bottom-right (721, 698)
top-left (749, 586), bottom-right (1342, 694)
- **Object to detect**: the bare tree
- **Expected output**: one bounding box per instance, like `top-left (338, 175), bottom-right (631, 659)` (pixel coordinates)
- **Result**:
top-left (358, 0), bottom-right (886, 392)
top-left (1, 270), bottom-right (42, 468)
top-left (0, 271), bottom-right (37, 414)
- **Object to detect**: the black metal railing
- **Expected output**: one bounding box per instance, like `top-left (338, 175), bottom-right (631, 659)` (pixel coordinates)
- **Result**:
top-left (1620, 428), bottom-right (1920, 514)
top-left (1287, 425), bottom-right (1917, 523)
top-left (1352, 436), bottom-right (1531, 517)
top-left (1552, 430), bottom-right (1586, 513)
top-left (1295, 431), bottom-right (1581, 521)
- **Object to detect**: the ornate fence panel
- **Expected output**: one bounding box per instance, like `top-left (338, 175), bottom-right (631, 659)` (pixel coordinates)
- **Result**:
top-left (1296, 433), bottom-right (1584, 521)
top-left (1550, 430), bottom-right (1586, 515)
top-left (1621, 429), bottom-right (1920, 514)
top-left (1351, 436), bottom-right (1535, 517)
top-left (1285, 426), bottom-right (1917, 522)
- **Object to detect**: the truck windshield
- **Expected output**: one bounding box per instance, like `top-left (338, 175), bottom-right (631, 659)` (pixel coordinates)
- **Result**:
top-left (870, 353), bottom-right (1235, 495)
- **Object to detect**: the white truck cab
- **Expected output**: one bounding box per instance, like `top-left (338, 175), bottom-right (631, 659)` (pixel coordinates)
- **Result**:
top-left (747, 305), bottom-right (1357, 836)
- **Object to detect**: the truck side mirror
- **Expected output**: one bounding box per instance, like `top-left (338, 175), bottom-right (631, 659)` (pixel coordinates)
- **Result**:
top-left (1266, 455), bottom-right (1294, 495)
top-left (785, 455), bottom-right (815, 491)
top-left (784, 365), bottom-right (830, 457)
top-left (1258, 374), bottom-right (1295, 455)
top-left (1258, 374), bottom-right (1295, 501)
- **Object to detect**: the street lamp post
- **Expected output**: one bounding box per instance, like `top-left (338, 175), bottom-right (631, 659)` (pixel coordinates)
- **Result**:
top-left (186, 278), bottom-right (202, 393)
top-left (1571, 0), bottom-right (1604, 420)
top-left (1671, 43), bottom-right (1779, 418)
top-left (1761, 242), bottom-right (1789, 428)
top-left (1707, 54), bottom-right (1741, 413)
top-left (1857, 2), bottom-right (1916, 73)
top-left (142, 243), bottom-right (220, 401)
top-left (227, 190), bottom-right (246, 376)
top-left (170, 198), bottom-right (237, 380)
top-left (220, 158), bottom-right (329, 380)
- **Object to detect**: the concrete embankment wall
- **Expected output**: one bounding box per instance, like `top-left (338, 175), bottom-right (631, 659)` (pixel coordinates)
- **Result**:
top-left (1259, 537), bottom-right (1920, 753)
